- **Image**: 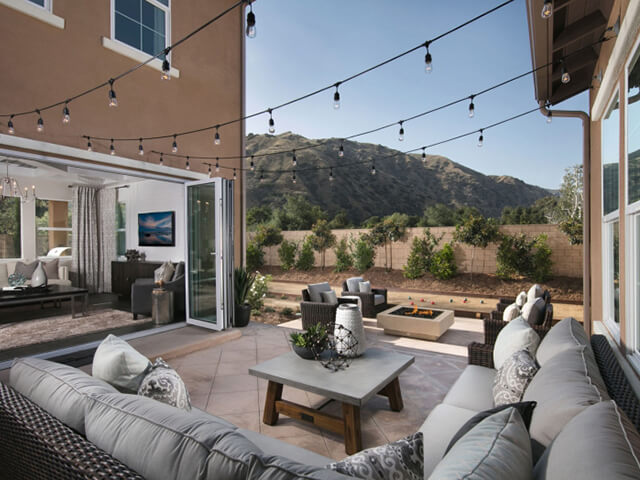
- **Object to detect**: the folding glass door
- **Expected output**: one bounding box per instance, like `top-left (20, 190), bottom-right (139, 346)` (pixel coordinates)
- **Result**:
top-left (184, 178), bottom-right (234, 330)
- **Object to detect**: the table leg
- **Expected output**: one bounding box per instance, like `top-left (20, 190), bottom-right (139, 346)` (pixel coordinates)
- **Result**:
top-left (379, 377), bottom-right (404, 412)
top-left (263, 381), bottom-right (283, 425)
top-left (342, 403), bottom-right (362, 455)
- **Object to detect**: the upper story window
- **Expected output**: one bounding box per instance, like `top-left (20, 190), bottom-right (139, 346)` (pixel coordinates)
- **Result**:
top-left (113, 0), bottom-right (169, 58)
top-left (26, 0), bottom-right (49, 9)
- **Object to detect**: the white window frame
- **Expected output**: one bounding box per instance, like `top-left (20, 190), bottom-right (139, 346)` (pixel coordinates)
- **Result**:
top-left (0, 0), bottom-right (64, 29)
top-left (602, 87), bottom-right (621, 342)
top-left (26, 0), bottom-right (50, 11)
top-left (104, 0), bottom-right (179, 77)
top-left (35, 198), bottom-right (71, 259)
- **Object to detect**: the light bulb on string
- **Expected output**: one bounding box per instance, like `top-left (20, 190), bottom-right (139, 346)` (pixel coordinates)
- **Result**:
top-left (333, 84), bottom-right (341, 109)
top-left (246, 4), bottom-right (256, 38)
top-left (233, 168), bottom-right (237, 180)
top-left (468, 96), bottom-right (475, 118)
top-left (292, 170), bottom-right (296, 184)
top-left (329, 168), bottom-right (334, 182)
top-left (371, 163), bottom-right (376, 175)
top-left (541, 0), bottom-right (553, 19)
top-left (398, 122), bottom-right (405, 141)
top-left (186, 157), bottom-right (190, 170)
top-left (36, 110), bottom-right (44, 133)
top-left (250, 155), bottom-right (255, 171)
top-left (259, 171), bottom-right (264, 183)
top-left (424, 42), bottom-right (432, 74)
top-left (292, 150), bottom-right (297, 166)
top-left (62, 102), bottom-right (70, 124)
top-left (560, 61), bottom-right (570, 84)
top-left (268, 109), bottom-right (275, 134)
top-left (214, 126), bottom-right (221, 145)
top-left (338, 142), bottom-right (344, 158)
top-left (161, 58), bottom-right (171, 81)
top-left (208, 163), bottom-right (212, 177)
top-left (215, 158), bottom-right (220, 172)
top-left (108, 79), bottom-right (118, 107)
top-left (87, 137), bottom-right (92, 152)
top-left (477, 129), bottom-right (484, 147)
top-left (7, 115), bottom-right (15, 134)
top-left (138, 138), bottom-right (144, 156)
top-left (172, 135), bottom-right (178, 153)
top-left (159, 153), bottom-right (164, 166)
top-left (110, 139), bottom-right (116, 155)
top-left (422, 147), bottom-right (426, 162)
top-left (547, 111), bottom-right (552, 124)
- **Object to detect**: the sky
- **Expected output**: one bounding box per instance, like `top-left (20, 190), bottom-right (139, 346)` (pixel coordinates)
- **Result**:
top-left (245, 0), bottom-right (589, 190)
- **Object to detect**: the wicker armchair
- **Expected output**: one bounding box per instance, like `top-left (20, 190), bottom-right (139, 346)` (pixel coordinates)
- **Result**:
top-left (300, 289), bottom-right (352, 330)
top-left (340, 281), bottom-right (388, 318)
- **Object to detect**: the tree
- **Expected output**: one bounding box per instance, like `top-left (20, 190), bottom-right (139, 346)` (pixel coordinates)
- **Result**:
top-left (453, 214), bottom-right (499, 278)
top-left (430, 243), bottom-right (457, 280)
top-left (420, 203), bottom-right (456, 227)
top-left (500, 196), bottom-right (558, 225)
top-left (246, 205), bottom-right (273, 228)
top-left (361, 216), bottom-right (380, 228)
top-left (402, 229), bottom-right (442, 279)
top-left (310, 219), bottom-right (336, 269)
top-left (333, 238), bottom-right (353, 272)
top-left (278, 240), bottom-right (297, 271)
top-left (253, 224), bottom-right (283, 248)
top-left (365, 213), bottom-right (409, 271)
top-left (350, 234), bottom-right (375, 272)
top-left (273, 195), bottom-right (327, 231)
top-left (328, 210), bottom-right (353, 229)
top-left (550, 165), bottom-right (583, 245)
top-left (295, 236), bottom-right (315, 270)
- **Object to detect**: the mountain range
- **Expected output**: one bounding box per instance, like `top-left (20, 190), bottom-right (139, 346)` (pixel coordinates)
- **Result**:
top-left (245, 132), bottom-right (552, 224)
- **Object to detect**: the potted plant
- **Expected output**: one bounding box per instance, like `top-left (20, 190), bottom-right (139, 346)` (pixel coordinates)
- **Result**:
top-left (234, 267), bottom-right (255, 327)
top-left (289, 324), bottom-right (329, 359)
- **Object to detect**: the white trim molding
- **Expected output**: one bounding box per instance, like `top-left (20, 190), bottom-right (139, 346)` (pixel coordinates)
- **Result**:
top-left (0, 0), bottom-right (64, 29)
top-left (101, 37), bottom-right (180, 78)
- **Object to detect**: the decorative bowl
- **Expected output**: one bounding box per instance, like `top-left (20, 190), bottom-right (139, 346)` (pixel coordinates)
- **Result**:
top-left (293, 344), bottom-right (319, 360)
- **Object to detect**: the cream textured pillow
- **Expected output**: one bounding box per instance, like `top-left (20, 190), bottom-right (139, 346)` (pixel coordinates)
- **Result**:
top-left (358, 281), bottom-right (372, 293)
top-left (515, 291), bottom-right (527, 308)
top-left (92, 334), bottom-right (151, 391)
top-left (154, 262), bottom-right (175, 283)
top-left (493, 317), bottom-right (540, 370)
top-left (503, 303), bottom-right (521, 322)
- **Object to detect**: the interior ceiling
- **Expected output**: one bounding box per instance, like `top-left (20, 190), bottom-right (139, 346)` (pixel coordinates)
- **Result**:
top-left (527, 0), bottom-right (616, 105)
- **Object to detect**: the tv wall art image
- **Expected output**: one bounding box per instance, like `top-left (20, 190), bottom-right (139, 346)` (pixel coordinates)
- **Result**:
top-left (138, 211), bottom-right (176, 247)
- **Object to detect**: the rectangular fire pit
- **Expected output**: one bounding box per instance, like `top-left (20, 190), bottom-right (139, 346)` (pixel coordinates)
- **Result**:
top-left (376, 305), bottom-right (454, 341)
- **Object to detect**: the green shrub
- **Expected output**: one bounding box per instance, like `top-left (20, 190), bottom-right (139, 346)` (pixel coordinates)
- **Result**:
top-left (351, 235), bottom-right (375, 272)
top-left (264, 306), bottom-right (276, 313)
top-left (246, 240), bottom-right (264, 272)
top-left (254, 224), bottom-right (283, 247)
top-left (496, 234), bottom-right (533, 280)
top-left (531, 234), bottom-right (553, 282)
top-left (278, 239), bottom-right (297, 271)
top-left (402, 229), bottom-right (442, 279)
top-left (430, 243), bottom-right (457, 280)
top-left (281, 307), bottom-right (294, 317)
top-left (334, 238), bottom-right (353, 272)
top-left (295, 237), bottom-right (315, 271)
top-left (247, 272), bottom-right (271, 310)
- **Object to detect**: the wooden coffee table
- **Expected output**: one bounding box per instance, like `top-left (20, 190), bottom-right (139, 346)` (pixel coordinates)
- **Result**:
top-left (0, 285), bottom-right (89, 318)
top-left (249, 348), bottom-right (414, 454)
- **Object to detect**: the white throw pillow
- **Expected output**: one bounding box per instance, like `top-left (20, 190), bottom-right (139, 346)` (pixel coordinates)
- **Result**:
top-left (521, 297), bottom-right (546, 325)
top-left (0, 263), bottom-right (8, 288)
top-left (92, 334), bottom-right (151, 391)
top-left (502, 303), bottom-right (521, 322)
top-left (154, 262), bottom-right (175, 283)
top-left (358, 281), bottom-right (372, 294)
top-left (493, 317), bottom-right (540, 370)
top-left (527, 284), bottom-right (544, 303)
top-left (515, 291), bottom-right (527, 308)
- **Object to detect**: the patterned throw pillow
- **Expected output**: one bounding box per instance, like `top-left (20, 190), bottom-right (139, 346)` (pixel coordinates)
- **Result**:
top-left (138, 358), bottom-right (191, 411)
top-left (328, 432), bottom-right (423, 480)
top-left (493, 350), bottom-right (539, 406)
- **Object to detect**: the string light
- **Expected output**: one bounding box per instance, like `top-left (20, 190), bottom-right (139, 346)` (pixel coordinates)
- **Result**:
top-left (398, 121), bottom-right (405, 141)
top-left (8, 115), bottom-right (15, 134)
top-left (246, 3), bottom-right (256, 38)
top-left (62, 102), bottom-right (70, 124)
top-left (172, 135), bottom-right (178, 153)
top-left (36, 110), bottom-right (44, 133)
top-left (108, 79), bottom-right (118, 107)
top-left (541, 0), bottom-right (553, 19)
top-left (110, 139), bottom-right (116, 155)
top-left (424, 42), bottom-right (433, 73)
top-left (561, 61), bottom-right (570, 84)
top-left (268, 109), bottom-right (275, 134)
top-left (422, 147), bottom-right (426, 162)
top-left (138, 138), bottom-right (144, 156)
top-left (208, 163), bottom-right (212, 177)
top-left (468, 96), bottom-right (475, 118)
top-left (159, 153), bottom-right (164, 165)
top-left (371, 163), bottom-right (376, 175)
top-left (250, 155), bottom-right (255, 171)
top-left (547, 111), bottom-right (552, 123)
top-left (161, 58), bottom-right (171, 81)
top-left (216, 157), bottom-right (220, 172)
top-left (292, 170), bottom-right (296, 184)
top-left (259, 171), bottom-right (264, 182)
top-left (477, 129), bottom-right (484, 147)
top-left (338, 142), bottom-right (344, 157)
top-left (87, 137), bottom-right (92, 151)
top-left (333, 84), bottom-right (341, 109)
top-left (292, 150), bottom-right (297, 166)
top-left (329, 167), bottom-right (334, 182)
top-left (233, 168), bottom-right (237, 180)
top-left (186, 156), bottom-right (191, 170)
top-left (214, 126), bottom-right (221, 145)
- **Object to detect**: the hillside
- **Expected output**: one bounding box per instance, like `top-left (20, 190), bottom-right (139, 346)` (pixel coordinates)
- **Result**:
top-left (246, 132), bottom-right (552, 224)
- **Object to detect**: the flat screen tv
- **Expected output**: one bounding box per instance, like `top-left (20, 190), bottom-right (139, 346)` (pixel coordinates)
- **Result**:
top-left (138, 211), bottom-right (175, 247)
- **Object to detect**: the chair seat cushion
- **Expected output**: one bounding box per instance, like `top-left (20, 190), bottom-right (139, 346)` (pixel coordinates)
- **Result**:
top-left (443, 365), bottom-right (496, 412)
top-left (374, 294), bottom-right (386, 306)
top-left (237, 428), bottom-right (333, 467)
top-left (308, 282), bottom-right (332, 303)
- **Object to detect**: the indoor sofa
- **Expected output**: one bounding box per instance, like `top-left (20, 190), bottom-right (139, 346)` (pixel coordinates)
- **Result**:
top-left (0, 258), bottom-right (71, 287)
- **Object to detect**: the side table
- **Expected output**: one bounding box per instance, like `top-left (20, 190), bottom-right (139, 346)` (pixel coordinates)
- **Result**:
top-left (152, 288), bottom-right (174, 325)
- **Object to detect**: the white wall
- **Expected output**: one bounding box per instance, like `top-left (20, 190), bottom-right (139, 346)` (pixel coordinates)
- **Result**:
top-left (120, 180), bottom-right (185, 262)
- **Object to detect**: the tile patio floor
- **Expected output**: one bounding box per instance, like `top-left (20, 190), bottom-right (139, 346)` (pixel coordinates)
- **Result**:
top-left (167, 319), bottom-right (481, 461)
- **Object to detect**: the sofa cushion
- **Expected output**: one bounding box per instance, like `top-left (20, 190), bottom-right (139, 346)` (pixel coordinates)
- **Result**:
top-left (443, 365), bottom-right (496, 412)
top-left (137, 357), bottom-right (191, 411)
top-left (92, 334), bottom-right (152, 391)
top-left (238, 428), bottom-right (334, 467)
top-left (521, 297), bottom-right (546, 326)
top-left (527, 284), bottom-right (544, 303)
top-left (515, 291), bottom-right (527, 308)
top-left (428, 408), bottom-right (532, 480)
top-left (42, 258), bottom-right (59, 279)
top-left (346, 277), bottom-right (363, 293)
top-left (9, 357), bottom-right (118, 434)
top-left (358, 281), bottom-right (372, 293)
top-left (536, 317), bottom-right (589, 366)
top-left (523, 346), bottom-right (609, 453)
top-left (0, 263), bottom-right (7, 288)
top-left (419, 403), bottom-right (479, 477)
top-left (308, 282), bottom-right (332, 303)
top-left (374, 294), bottom-right (386, 306)
top-left (493, 350), bottom-right (539, 406)
top-left (14, 260), bottom-right (37, 279)
top-left (533, 400), bottom-right (640, 480)
top-left (493, 317), bottom-right (540, 370)
top-left (502, 303), bottom-right (521, 322)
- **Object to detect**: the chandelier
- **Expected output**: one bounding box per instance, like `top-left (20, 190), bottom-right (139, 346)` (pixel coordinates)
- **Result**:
top-left (0, 160), bottom-right (36, 203)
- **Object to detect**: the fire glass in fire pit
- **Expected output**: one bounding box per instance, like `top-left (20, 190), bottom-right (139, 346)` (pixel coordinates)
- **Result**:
top-left (376, 305), bottom-right (454, 341)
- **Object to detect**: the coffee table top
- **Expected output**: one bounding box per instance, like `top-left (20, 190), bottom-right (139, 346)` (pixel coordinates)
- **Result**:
top-left (0, 284), bottom-right (88, 301)
top-left (249, 347), bottom-right (414, 406)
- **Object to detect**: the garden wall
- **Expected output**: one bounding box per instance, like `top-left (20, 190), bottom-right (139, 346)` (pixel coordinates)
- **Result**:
top-left (260, 225), bottom-right (583, 278)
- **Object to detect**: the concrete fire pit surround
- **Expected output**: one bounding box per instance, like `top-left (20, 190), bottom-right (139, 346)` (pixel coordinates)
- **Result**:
top-left (376, 305), bottom-right (455, 341)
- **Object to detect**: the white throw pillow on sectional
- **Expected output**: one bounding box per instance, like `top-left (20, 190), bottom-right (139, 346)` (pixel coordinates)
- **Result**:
top-left (358, 281), bottom-right (372, 293)
top-left (502, 303), bottom-right (521, 322)
top-left (92, 334), bottom-right (152, 391)
top-left (493, 317), bottom-right (540, 370)
top-left (527, 284), bottom-right (544, 303)
top-left (515, 291), bottom-right (528, 308)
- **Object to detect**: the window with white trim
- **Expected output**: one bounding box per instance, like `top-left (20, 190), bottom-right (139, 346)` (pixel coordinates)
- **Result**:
top-left (35, 199), bottom-right (72, 257)
top-left (25, 0), bottom-right (50, 10)
top-left (112, 0), bottom-right (169, 59)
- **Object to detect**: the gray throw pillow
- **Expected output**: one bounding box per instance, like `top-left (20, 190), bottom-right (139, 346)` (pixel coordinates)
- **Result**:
top-left (358, 281), bottom-right (372, 293)
top-left (493, 350), bottom-right (539, 406)
top-left (138, 357), bottom-right (191, 411)
top-left (14, 260), bottom-right (38, 279)
top-left (429, 408), bottom-right (532, 480)
top-left (346, 277), bottom-right (364, 293)
top-left (172, 261), bottom-right (184, 281)
top-left (42, 259), bottom-right (59, 279)
top-left (320, 290), bottom-right (338, 305)
top-left (329, 432), bottom-right (423, 480)
top-left (522, 297), bottom-right (546, 326)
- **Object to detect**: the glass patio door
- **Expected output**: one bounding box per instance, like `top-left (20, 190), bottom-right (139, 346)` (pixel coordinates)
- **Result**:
top-left (184, 178), bottom-right (234, 330)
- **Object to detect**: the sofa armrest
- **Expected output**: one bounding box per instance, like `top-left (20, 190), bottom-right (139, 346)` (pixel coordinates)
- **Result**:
top-left (372, 287), bottom-right (387, 299)
top-left (468, 342), bottom-right (495, 368)
top-left (58, 266), bottom-right (69, 281)
top-left (483, 318), bottom-right (509, 345)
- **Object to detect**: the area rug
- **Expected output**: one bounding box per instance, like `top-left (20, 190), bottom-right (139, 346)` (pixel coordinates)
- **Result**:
top-left (0, 309), bottom-right (151, 350)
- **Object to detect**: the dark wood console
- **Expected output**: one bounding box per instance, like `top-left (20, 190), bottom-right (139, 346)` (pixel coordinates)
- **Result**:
top-left (111, 261), bottom-right (163, 297)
